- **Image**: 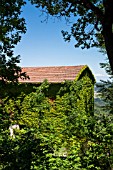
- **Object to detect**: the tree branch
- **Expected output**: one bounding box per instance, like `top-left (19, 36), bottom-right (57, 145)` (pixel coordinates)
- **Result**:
top-left (80, 0), bottom-right (104, 24)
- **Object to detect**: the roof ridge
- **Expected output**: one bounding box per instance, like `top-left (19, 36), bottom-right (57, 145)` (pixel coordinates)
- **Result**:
top-left (22, 65), bottom-right (85, 68)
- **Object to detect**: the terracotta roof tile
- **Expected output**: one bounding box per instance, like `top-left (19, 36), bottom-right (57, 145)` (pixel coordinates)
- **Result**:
top-left (19, 65), bottom-right (85, 83)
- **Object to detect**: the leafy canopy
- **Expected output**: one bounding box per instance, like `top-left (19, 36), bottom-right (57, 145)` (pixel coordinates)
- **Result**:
top-left (30, 0), bottom-right (113, 73)
top-left (0, 0), bottom-right (27, 84)
top-left (1, 80), bottom-right (113, 169)
top-left (30, 0), bottom-right (105, 48)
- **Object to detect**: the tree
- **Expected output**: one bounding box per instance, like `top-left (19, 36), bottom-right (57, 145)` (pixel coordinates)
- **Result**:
top-left (30, 0), bottom-right (113, 74)
top-left (0, 2), bottom-right (29, 168)
top-left (94, 55), bottom-right (113, 169)
top-left (0, 81), bottom-right (51, 169)
top-left (96, 59), bottom-right (113, 115)
top-left (0, 0), bottom-right (27, 84)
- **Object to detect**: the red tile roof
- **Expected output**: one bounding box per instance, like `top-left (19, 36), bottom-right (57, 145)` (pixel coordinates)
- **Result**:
top-left (19, 65), bottom-right (86, 83)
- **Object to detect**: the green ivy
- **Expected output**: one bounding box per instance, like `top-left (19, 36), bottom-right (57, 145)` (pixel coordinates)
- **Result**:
top-left (1, 78), bottom-right (113, 169)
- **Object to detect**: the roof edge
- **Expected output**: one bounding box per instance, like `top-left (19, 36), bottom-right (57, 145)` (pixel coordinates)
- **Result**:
top-left (75, 65), bottom-right (96, 83)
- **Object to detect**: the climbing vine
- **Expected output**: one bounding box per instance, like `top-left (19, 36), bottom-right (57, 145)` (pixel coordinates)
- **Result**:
top-left (0, 78), bottom-right (113, 169)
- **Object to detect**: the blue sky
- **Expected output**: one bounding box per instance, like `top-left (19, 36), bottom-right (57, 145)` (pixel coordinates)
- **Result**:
top-left (14, 1), bottom-right (108, 82)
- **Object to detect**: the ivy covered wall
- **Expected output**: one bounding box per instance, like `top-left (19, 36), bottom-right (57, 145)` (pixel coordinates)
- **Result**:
top-left (0, 67), bottom-right (98, 169)
top-left (1, 66), bottom-right (95, 115)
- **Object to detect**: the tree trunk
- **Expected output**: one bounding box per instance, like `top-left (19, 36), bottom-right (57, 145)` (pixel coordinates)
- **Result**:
top-left (103, 0), bottom-right (113, 75)
top-left (103, 28), bottom-right (113, 75)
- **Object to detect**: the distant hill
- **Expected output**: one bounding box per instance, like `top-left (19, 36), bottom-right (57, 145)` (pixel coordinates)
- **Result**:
top-left (94, 83), bottom-right (105, 107)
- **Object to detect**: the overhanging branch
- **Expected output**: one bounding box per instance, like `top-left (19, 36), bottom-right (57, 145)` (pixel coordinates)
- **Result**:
top-left (80, 0), bottom-right (104, 24)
